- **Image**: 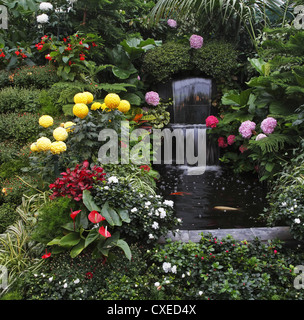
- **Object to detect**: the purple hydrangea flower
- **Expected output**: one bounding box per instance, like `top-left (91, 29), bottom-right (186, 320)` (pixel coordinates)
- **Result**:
top-left (145, 91), bottom-right (160, 106)
top-left (190, 34), bottom-right (204, 49)
top-left (256, 133), bottom-right (267, 141)
top-left (239, 120), bottom-right (256, 139)
top-left (260, 117), bottom-right (277, 134)
top-left (167, 19), bottom-right (177, 28)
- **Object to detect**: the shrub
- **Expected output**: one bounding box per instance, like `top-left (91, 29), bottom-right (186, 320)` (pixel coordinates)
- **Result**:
top-left (11, 65), bottom-right (60, 89)
top-left (0, 87), bottom-right (41, 114)
top-left (0, 203), bottom-right (18, 233)
top-left (141, 41), bottom-right (192, 83)
top-left (31, 197), bottom-right (76, 245)
top-left (0, 113), bottom-right (39, 143)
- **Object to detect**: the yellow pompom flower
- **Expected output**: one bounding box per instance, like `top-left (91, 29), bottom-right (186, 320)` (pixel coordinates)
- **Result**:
top-left (118, 100), bottom-right (131, 113)
top-left (53, 127), bottom-right (68, 141)
top-left (50, 141), bottom-right (67, 155)
top-left (84, 91), bottom-right (94, 104)
top-left (36, 137), bottom-right (52, 151)
top-left (104, 93), bottom-right (120, 109)
top-left (91, 102), bottom-right (102, 111)
top-left (73, 103), bottom-right (89, 119)
top-left (39, 115), bottom-right (54, 128)
top-left (30, 142), bottom-right (39, 152)
top-left (74, 93), bottom-right (88, 104)
top-left (64, 121), bottom-right (76, 132)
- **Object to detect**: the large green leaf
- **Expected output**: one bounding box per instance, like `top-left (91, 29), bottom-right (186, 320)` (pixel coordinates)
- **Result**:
top-left (70, 239), bottom-right (85, 258)
top-left (83, 190), bottom-right (102, 212)
top-left (116, 239), bottom-right (132, 261)
top-left (117, 209), bottom-right (130, 223)
top-left (59, 232), bottom-right (81, 248)
top-left (112, 65), bottom-right (137, 79)
top-left (85, 228), bottom-right (99, 248)
top-left (221, 89), bottom-right (252, 107)
top-left (102, 202), bottom-right (122, 226)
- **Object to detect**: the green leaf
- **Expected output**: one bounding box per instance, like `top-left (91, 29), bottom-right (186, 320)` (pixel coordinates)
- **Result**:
top-left (112, 65), bottom-right (137, 79)
top-left (265, 162), bottom-right (275, 172)
top-left (47, 237), bottom-right (61, 246)
top-left (102, 202), bottom-right (122, 226)
top-left (117, 209), bottom-right (130, 223)
top-left (116, 239), bottom-right (132, 261)
top-left (62, 56), bottom-right (70, 64)
top-left (62, 104), bottom-right (74, 116)
top-left (83, 190), bottom-right (102, 212)
top-left (221, 89), bottom-right (252, 107)
top-left (122, 93), bottom-right (142, 106)
top-left (59, 232), bottom-right (81, 248)
top-left (85, 228), bottom-right (99, 248)
top-left (70, 239), bottom-right (85, 258)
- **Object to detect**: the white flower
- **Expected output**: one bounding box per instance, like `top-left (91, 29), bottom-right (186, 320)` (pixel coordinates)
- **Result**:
top-left (157, 208), bottom-right (166, 219)
top-left (131, 208), bottom-right (138, 213)
top-left (63, 283), bottom-right (68, 288)
top-left (48, 277), bottom-right (53, 282)
top-left (148, 212), bottom-right (153, 216)
top-left (171, 265), bottom-right (177, 274)
top-left (149, 234), bottom-right (154, 239)
top-left (165, 280), bottom-right (170, 284)
top-left (108, 176), bottom-right (119, 183)
top-left (281, 202), bottom-right (287, 207)
top-left (144, 201), bottom-right (151, 208)
top-left (294, 218), bottom-right (301, 224)
top-left (199, 291), bottom-right (203, 296)
top-left (39, 2), bottom-right (53, 11)
top-left (162, 262), bottom-right (172, 273)
top-left (154, 282), bottom-right (160, 287)
top-left (163, 200), bottom-right (174, 207)
top-left (104, 186), bottom-right (109, 190)
top-left (182, 274), bottom-right (185, 278)
top-left (74, 279), bottom-right (80, 284)
top-left (177, 218), bottom-right (182, 223)
top-left (152, 221), bottom-right (159, 229)
top-left (36, 13), bottom-right (49, 24)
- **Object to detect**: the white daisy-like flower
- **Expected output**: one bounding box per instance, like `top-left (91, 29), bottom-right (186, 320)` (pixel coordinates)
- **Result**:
top-left (39, 2), bottom-right (53, 11)
top-left (36, 13), bottom-right (49, 24)
top-left (108, 176), bottom-right (118, 184)
top-left (152, 221), bottom-right (159, 229)
top-left (163, 200), bottom-right (174, 207)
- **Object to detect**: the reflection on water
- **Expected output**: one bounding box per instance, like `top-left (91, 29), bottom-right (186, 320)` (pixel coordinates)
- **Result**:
top-left (155, 164), bottom-right (267, 230)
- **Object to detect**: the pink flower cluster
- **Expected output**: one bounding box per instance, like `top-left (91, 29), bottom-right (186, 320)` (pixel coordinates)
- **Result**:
top-left (190, 34), bottom-right (204, 49)
top-left (205, 115), bottom-right (219, 128)
top-left (239, 120), bottom-right (256, 139)
top-left (167, 19), bottom-right (177, 28)
top-left (227, 135), bottom-right (235, 145)
top-left (145, 91), bottom-right (160, 106)
top-left (255, 133), bottom-right (267, 141)
top-left (260, 117), bottom-right (277, 134)
top-left (218, 137), bottom-right (227, 148)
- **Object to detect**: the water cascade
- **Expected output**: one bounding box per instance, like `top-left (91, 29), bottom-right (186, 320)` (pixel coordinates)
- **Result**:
top-left (155, 77), bottom-right (266, 229)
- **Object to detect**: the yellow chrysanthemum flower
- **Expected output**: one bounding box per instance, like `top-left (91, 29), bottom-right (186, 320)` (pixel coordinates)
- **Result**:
top-left (118, 100), bottom-right (131, 113)
top-left (53, 127), bottom-right (68, 141)
top-left (91, 102), bottom-right (102, 111)
top-left (50, 141), bottom-right (67, 155)
top-left (74, 92), bottom-right (88, 104)
top-left (84, 91), bottom-right (94, 104)
top-left (64, 121), bottom-right (76, 132)
top-left (73, 103), bottom-right (89, 119)
top-left (36, 137), bottom-right (52, 151)
top-left (39, 115), bottom-right (54, 128)
top-left (104, 93), bottom-right (120, 109)
top-left (30, 142), bottom-right (39, 152)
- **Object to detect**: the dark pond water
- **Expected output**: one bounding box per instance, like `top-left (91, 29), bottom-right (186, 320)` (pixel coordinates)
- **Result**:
top-left (155, 164), bottom-right (268, 230)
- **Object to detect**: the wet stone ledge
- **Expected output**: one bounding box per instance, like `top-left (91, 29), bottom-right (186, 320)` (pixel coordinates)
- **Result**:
top-left (159, 226), bottom-right (293, 244)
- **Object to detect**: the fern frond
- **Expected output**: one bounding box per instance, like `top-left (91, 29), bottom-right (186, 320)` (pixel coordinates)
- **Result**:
top-left (249, 133), bottom-right (296, 153)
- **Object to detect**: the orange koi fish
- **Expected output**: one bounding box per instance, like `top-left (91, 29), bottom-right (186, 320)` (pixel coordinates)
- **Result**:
top-left (170, 192), bottom-right (192, 196)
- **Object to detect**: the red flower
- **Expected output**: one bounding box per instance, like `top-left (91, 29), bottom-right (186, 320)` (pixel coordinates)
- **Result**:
top-left (139, 165), bottom-right (151, 172)
top-left (21, 54), bottom-right (27, 59)
top-left (0, 51), bottom-right (5, 58)
top-left (88, 210), bottom-right (105, 223)
top-left (45, 54), bottom-right (52, 61)
top-left (70, 209), bottom-right (81, 220)
top-left (15, 50), bottom-right (20, 56)
top-left (99, 226), bottom-right (111, 238)
top-left (218, 137), bottom-right (228, 148)
top-left (239, 145), bottom-right (248, 154)
top-left (86, 272), bottom-right (93, 279)
top-left (42, 249), bottom-right (51, 259)
top-left (205, 115), bottom-right (219, 128)
top-left (227, 135), bottom-right (235, 145)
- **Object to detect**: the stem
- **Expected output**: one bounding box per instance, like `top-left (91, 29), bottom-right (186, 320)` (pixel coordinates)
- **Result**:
top-left (16, 176), bottom-right (43, 194)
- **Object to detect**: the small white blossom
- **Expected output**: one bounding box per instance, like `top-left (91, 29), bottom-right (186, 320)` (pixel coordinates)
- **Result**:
top-left (74, 279), bottom-right (80, 284)
top-left (39, 2), bottom-right (53, 11)
top-left (48, 277), bottom-right (53, 282)
top-left (163, 200), bottom-right (174, 207)
top-left (131, 208), bottom-right (138, 213)
top-left (162, 262), bottom-right (172, 273)
top-left (171, 265), bottom-right (177, 274)
top-left (154, 282), bottom-right (160, 287)
top-left (36, 13), bottom-right (49, 24)
top-left (152, 221), bottom-right (159, 229)
top-left (63, 283), bottom-right (68, 288)
top-left (108, 176), bottom-right (118, 184)
top-left (149, 234), bottom-right (154, 239)
top-left (294, 218), bottom-right (301, 224)
top-left (281, 202), bottom-right (287, 207)
top-left (144, 201), bottom-right (151, 208)
top-left (104, 186), bottom-right (109, 190)
top-left (199, 291), bottom-right (203, 296)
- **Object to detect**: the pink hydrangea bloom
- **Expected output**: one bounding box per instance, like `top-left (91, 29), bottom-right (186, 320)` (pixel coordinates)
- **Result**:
top-left (227, 135), bottom-right (236, 145)
top-left (218, 137), bottom-right (228, 148)
top-left (167, 19), bottom-right (177, 28)
top-left (239, 120), bottom-right (256, 139)
top-left (255, 133), bottom-right (267, 141)
top-left (260, 117), bottom-right (277, 134)
top-left (145, 91), bottom-right (160, 106)
top-left (205, 115), bottom-right (219, 128)
top-left (190, 34), bottom-right (204, 49)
